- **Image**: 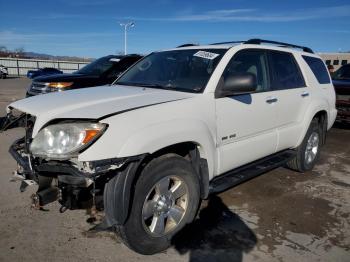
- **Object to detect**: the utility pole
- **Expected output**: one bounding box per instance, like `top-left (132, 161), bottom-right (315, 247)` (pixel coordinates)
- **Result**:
top-left (119, 22), bottom-right (135, 55)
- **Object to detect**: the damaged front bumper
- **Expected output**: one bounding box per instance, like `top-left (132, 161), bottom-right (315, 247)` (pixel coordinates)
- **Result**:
top-left (9, 135), bottom-right (143, 213)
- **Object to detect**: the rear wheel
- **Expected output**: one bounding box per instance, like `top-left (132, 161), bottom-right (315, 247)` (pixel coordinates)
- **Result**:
top-left (114, 154), bottom-right (201, 254)
top-left (287, 118), bottom-right (322, 172)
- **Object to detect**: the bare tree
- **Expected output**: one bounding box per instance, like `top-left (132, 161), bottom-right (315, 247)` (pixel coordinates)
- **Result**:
top-left (14, 47), bottom-right (25, 57)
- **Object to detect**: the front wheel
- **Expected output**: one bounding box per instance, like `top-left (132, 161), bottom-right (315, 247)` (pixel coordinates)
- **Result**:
top-left (113, 154), bottom-right (201, 254)
top-left (286, 118), bottom-right (322, 172)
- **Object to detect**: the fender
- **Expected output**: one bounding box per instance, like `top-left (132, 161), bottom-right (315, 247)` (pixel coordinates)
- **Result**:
top-left (118, 119), bottom-right (217, 180)
top-left (295, 98), bottom-right (329, 147)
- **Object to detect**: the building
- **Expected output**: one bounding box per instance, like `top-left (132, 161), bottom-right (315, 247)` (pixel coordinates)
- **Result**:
top-left (318, 53), bottom-right (350, 71)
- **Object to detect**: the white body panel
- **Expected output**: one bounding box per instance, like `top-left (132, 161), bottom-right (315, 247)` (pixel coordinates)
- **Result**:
top-left (215, 92), bottom-right (278, 174)
top-left (7, 43), bottom-right (337, 182)
top-left (9, 85), bottom-right (194, 136)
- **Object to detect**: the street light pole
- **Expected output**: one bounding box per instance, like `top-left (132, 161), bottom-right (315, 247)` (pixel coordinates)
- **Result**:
top-left (119, 22), bottom-right (135, 55)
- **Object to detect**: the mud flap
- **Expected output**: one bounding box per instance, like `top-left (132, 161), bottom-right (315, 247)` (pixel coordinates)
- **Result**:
top-left (103, 157), bottom-right (145, 226)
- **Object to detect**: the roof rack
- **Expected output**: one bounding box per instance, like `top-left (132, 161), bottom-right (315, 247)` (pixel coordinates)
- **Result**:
top-left (177, 44), bottom-right (199, 48)
top-left (244, 39), bottom-right (314, 53)
top-left (210, 41), bottom-right (245, 45)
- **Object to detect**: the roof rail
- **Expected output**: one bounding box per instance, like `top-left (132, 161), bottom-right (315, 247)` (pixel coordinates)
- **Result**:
top-left (244, 39), bottom-right (314, 53)
top-left (210, 41), bottom-right (245, 45)
top-left (177, 44), bottom-right (199, 48)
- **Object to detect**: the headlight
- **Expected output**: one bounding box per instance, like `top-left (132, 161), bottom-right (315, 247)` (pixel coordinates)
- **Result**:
top-left (30, 122), bottom-right (107, 159)
top-left (48, 82), bottom-right (73, 88)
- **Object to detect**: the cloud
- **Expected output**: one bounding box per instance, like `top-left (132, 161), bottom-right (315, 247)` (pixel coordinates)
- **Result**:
top-left (126, 5), bottom-right (350, 22)
top-left (19, 5), bottom-right (350, 23)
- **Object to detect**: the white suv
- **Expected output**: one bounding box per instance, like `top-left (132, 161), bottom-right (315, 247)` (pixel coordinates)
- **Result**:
top-left (3, 39), bottom-right (337, 254)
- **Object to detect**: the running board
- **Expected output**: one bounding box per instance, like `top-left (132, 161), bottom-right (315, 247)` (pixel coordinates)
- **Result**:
top-left (209, 150), bottom-right (296, 194)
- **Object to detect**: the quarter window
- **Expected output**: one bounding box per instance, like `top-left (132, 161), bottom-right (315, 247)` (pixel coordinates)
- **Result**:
top-left (302, 56), bottom-right (330, 84)
top-left (221, 49), bottom-right (270, 92)
top-left (269, 51), bottom-right (305, 90)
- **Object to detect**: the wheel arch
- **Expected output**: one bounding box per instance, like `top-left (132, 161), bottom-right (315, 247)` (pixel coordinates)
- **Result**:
top-left (296, 107), bottom-right (328, 147)
top-left (139, 142), bottom-right (210, 199)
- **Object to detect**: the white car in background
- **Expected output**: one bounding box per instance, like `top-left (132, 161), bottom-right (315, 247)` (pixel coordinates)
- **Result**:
top-left (2, 39), bottom-right (337, 254)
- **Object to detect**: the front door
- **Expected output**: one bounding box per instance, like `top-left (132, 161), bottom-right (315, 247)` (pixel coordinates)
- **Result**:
top-left (215, 49), bottom-right (278, 174)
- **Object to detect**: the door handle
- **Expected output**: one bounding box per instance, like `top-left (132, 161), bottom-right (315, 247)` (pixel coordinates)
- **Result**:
top-left (301, 91), bottom-right (309, 97)
top-left (266, 97), bottom-right (278, 104)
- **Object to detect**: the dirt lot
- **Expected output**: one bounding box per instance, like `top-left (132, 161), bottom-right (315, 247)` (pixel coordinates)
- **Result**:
top-left (0, 78), bottom-right (349, 262)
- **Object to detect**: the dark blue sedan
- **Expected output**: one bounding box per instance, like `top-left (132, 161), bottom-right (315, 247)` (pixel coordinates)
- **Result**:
top-left (27, 67), bottom-right (63, 79)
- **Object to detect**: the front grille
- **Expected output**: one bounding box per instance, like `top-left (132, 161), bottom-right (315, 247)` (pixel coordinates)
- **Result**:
top-left (30, 82), bottom-right (48, 94)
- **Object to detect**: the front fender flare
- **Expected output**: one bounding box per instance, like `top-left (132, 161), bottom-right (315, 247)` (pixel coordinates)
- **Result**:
top-left (117, 119), bottom-right (217, 180)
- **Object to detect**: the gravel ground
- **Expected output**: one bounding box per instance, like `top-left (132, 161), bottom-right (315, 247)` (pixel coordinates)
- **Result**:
top-left (0, 78), bottom-right (349, 262)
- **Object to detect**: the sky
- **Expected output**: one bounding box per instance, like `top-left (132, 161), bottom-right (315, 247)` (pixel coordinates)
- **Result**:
top-left (0, 0), bottom-right (349, 58)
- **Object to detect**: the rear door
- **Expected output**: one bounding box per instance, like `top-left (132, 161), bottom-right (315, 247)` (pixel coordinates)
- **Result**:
top-left (267, 50), bottom-right (310, 151)
top-left (215, 49), bottom-right (278, 174)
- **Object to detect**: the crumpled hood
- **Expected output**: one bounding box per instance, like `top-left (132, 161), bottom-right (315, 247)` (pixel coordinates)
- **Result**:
top-left (8, 85), bottom-right (194, 136)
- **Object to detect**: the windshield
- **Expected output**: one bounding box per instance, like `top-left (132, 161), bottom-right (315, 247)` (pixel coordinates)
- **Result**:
top-left (333, 64), bottom-right (350, 80)
top-left (77, 56), bottom-right (122, 76)
top-left (116, 49), bottom-right (227, 93)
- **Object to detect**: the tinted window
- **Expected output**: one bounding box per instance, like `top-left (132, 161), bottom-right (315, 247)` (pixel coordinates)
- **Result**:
top-left (302, 56), bottom-right (331, 84)
top-left (105, 57), bottom-right (140, 79)
top-left (78, 56), bottom-right (123, 76)
top-left (333, 60), bottom-right (339, 65)
top-left (333, 64), bottom-right (350, 80)
top-left (221, 49), bottom-right (270, 92)
top-left (341, 60), bottom-right (348, 66)
top-left (269, 51), bottom-right (305, 90)
top-left (326, 60), bottom-right (331, 65)
top-left (43, 68), bottom-right (58, 72)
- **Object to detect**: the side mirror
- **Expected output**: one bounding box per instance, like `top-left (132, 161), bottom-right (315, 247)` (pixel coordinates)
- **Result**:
top-left (216, 73), bottom-right (257, 98)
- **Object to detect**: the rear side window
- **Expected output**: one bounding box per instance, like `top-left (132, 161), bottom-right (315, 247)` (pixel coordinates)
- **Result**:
top-left (302, 56), bottom-right (330, 84)
top-left (269, 51), bottom-right (305, 90)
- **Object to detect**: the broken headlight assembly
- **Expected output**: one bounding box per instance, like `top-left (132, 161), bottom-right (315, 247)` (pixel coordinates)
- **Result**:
top-left (30, 122), bottom-right (107, 160)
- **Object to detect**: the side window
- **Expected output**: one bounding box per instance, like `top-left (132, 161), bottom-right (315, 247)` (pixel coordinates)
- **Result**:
top-left (333, 60), bottom-right (339, 66)
top-left (302, 56), bottom-right (331, 84)
top-left (269, 51), bottom-right (305, 90)
top-left (221, 49), bottom-right (270, 92)
top-left (325, 60), bottom-right (331, 65)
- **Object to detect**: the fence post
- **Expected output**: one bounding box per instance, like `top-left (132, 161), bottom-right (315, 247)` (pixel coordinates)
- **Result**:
top-left (37, 61), bottom-right (39, 69)
top-left (16, 59), bottom-right (19, 76)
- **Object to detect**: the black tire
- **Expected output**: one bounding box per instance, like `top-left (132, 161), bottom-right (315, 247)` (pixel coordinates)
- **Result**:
top-left (286, 118), bottom-right (322, 172)
top-left (114, 154), bottom-right (201, 254)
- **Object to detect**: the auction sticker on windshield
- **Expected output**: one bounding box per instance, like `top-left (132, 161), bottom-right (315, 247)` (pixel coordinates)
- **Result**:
top-left (193, 51), bottom-right (220, 60)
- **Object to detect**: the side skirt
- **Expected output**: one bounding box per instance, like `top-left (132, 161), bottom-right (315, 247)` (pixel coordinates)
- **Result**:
top-left (209, 150), bottom-right (296, 194)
